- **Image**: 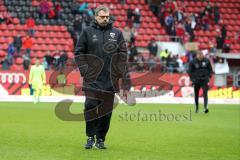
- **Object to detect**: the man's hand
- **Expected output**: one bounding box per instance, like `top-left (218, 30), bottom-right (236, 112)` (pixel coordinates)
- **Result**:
top-left (121, 89), bottom-right (136, 106)
top-left (122, 89), bottom-right (129, 99)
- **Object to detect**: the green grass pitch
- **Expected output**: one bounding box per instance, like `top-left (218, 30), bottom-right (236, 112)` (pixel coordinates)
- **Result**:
top-left (0, 102), bottom-right (239, 160)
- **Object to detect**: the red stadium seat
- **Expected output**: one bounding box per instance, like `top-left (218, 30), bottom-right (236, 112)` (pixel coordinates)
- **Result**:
top-left (0, 37), bottom-right (5, 43)
top-left (13, 18), bottom-right (19, 24)
top-left (7, 24), bottom-right (15, 30)
top-left (31, 58), bottom-right (37, 65)
top-left (36, 51), bottom-right (44, 58)
top-left (0, 51), bottom-right (7, 57)
top-left (41, 44), bottom-right (49, 51)
top-left (48, 45), bottom-right (56, 51)
top-left (11, 64), bottom-right (19, 70)
top-left (37, 25), bottom-right (45, 31)
top-left (16, 57), bottom-right (23, 65)
top-left (141, 22), bottom-right (148, 28)
top-left (148, 22), bottom-right (156, 29)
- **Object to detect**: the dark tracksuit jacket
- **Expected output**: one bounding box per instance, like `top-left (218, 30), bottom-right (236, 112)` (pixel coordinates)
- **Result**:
top-left (74, 20), bottom-right (129, 140)
top-left (188, 57), bottom-right (213, 85)
top-left (74, 20), bottom-right (129, 92)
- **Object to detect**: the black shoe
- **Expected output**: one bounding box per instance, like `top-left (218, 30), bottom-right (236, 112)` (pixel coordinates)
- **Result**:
top-left (85, 137), bottom-right (95, 149)
top-left (95, 139), bottom-right (107, 149)
top-left (204, 108), bottom-right (209, 114)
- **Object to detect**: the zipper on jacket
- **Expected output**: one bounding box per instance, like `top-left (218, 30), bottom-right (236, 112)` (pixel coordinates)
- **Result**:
top-left (102, 29), bottom-right (105, 45)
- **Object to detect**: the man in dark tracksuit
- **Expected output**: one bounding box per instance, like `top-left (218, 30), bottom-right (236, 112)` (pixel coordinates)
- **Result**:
top-left (188, 51), bottom-right (213, 114)
top-left (74, 6), bottom-right (129, 149)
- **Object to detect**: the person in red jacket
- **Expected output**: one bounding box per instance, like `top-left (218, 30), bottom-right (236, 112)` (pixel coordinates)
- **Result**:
top-left (176, 23), bottom-right (185, 43)
top-left (48, 8), bottom-right (56, 19)
top-left (55, 2), bottom-right (62, 19)
top-left (26, 17), bottom-right (35, 37)
top-left (23, 35), bottom-right (34, 56)
top-left (223, 36), bottom-right (231, 53)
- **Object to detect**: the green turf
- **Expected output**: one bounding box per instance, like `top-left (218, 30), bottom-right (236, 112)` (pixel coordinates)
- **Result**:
top-left (0, 102), bottom-right (239, 160)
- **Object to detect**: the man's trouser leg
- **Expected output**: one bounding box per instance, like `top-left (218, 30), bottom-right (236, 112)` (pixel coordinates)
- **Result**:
top-left (201, 83), bottom-right (209, 110)
top-left (96, 92), bottom-right (114, 141)
top-left (84, 95), bottom-right (98, 138)
top-left (194, 83), bottom-right (200, 110)
top-left (84, 90), bottom-right (115, 140)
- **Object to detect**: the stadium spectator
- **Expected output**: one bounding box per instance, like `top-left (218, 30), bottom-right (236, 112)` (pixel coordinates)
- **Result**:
top-left (39, 0), bottom-right (50, 19)
top-left (166, 53), bottom-right (178, 73)
top-left (13, 34), bottom-right (22, 56)
top-left (147, 54), bottom-right (157, 72)
top-left (128, 43), bottom-right (138, 63)
top-left (189, 13), bottom-right (197, 30)
top-left (130, 28), bottom-right (137, 44)
top-left (147, 39), bottom-right (158, 57)
top-left (169, 24), bottom-right (176, 41)
top-left (176, 55), bottom-right (184, 72)
top-left (122, 26), bottom-right (131, 42)
top-left (201, 11), bottom-right (210, 31)
top-left (158, 3), bottom-right (166, 26)
top-left (209, 39), bottom-right (216, 53)
top-left (74, 15), bottom-right (84, 33)
top-left (175, 9), bottom-right (184, 22)
top-left (23, 35), bottom-right (33, 56)
top-left (23, 53), bottom-right (30, 70)
top-left (134, 52), bottom-right (145, 71)
top-left (58, 51), bottom-right (68, 70)
top-left (181, 55), bottom-right (188, 71)
top-left (221, 25), bottom-right (227, 41)
top-left (165, 13), bottom-right (174, 35)
top-left (133, 8), bottom-right (141, 28)
top-left (216, 35), bottom-right (224, 51)
top-left (42, 57), bottom-right (48, 70)
top-left (44, 51), bottom-right (54, 70)
top-left (185, 20), bottom-right (195, 42)
top-left (205, 1), bottom-right (212, 15)
top-left (54, 2), bottom-right (62, 19)
top-left (176, 23), bottom-right (185, 42)
top-left (160, 49), bottom-right (169, 61)
top-left (7, 43), bottom-right (15, 58)
top-left (186, 51), bottom-right (194, 62)
top-left (126, 7), bottom-right (133, 27)
top-left (223, 36), bottom-right (231, 53)
top-left (1, 56), bottom-right (10, 70)
top-left (53, 50), bottom-right (61, 68)
top-left (73, 15), bottom-right (83, 45)
top-left (194, 13), bottom-right (202, 30)
top-left (26, 17), bottom-right (36, 37)
top-left (213, 5), bottom-right (220, 24)
top-left (48, 7), bottom-right (56, 19)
